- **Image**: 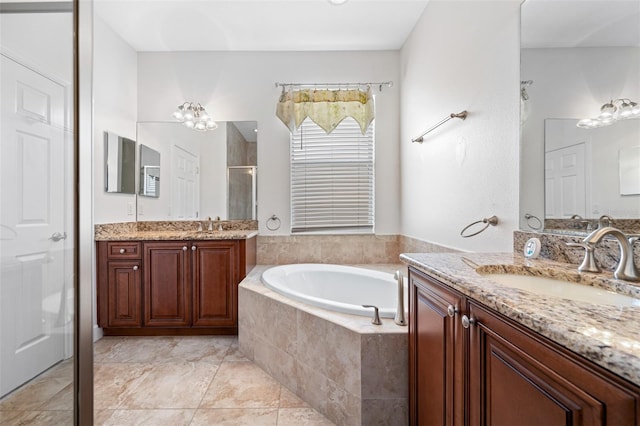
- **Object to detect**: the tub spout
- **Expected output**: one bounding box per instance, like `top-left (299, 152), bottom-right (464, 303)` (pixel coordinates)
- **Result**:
top-left (394, 271), bottom-right (407, 326)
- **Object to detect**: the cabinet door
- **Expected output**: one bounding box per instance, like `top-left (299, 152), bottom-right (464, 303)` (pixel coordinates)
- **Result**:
top-left (409, 268), bottom-right (465, 426)
top-left (468, 301), bottom-right (639, 426)
top-left (191, 241), bottom-right (238, 327)
top-left (143, 242), bottom-right (190, 327)
top-left (106, 261), bottom-right (141, 327)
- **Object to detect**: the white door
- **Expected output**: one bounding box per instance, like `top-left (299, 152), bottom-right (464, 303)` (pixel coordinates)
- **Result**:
top-left (545, 143), bottom-right (586, 219)
top-left (0, 55), bottom-right (67, 397)
top-left (172, 145), bottom-right (200, 219)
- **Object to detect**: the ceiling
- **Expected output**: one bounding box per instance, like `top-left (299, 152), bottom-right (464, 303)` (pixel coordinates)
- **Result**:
top-left (94, 0), bottom-right (430, 52)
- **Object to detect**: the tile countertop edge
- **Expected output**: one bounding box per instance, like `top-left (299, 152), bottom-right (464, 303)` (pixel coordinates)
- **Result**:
top-left (400, 252), bottom-right (640, 387)
top-left (95, 230), bottom-right (259, 241)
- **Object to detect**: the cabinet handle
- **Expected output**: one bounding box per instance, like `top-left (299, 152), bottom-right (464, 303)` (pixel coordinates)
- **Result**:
top-left (191, 245), bottom-right (197, 251)
top-left (447, 305), bottom-right (458, 318)
top-left (133, 265), bottom-right (139, 271)
top-left (183, 246), bottom-right (188, 251)
top-left (119, 248), bottom-right (126, 254)
top-left (462, 315), bottom-right (476, 329)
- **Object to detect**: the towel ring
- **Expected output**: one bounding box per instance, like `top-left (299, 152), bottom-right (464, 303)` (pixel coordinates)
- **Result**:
top-left (266, 214), bottom-right (281, 231)
top-left (460, 216), bottom-right (498, 238)
top-left (524, 213), bottom-right (542, 231)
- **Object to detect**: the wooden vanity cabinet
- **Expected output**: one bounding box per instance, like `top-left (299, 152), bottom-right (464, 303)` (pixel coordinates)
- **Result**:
top-left (143, 242), bottom-right (191, 327)
top-left (408, 266), bottom-right (640, 426)
top-left (97, 237), bottom-right (255, 335)
top-left (409, 266), bottom-right (465, 426)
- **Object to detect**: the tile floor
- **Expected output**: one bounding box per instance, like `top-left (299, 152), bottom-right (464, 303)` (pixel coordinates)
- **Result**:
top-left (0, 336), bottom-right (335, 425)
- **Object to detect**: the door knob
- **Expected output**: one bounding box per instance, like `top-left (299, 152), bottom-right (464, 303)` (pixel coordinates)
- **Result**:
top-left (191, 245), bottom-right (197, 251)
top-left (182, 246), bottom-right (188, 251)
top-left (462, 315), bottom-right (476, 329)
top-left (49, 232), bottom-right (67, 242)
top-left (133, 265), bottom-right (139, 271)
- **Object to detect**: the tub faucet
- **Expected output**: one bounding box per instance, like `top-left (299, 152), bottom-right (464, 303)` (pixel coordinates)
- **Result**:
top-left (582, 226), bottom-right (639, 282)
top-left (394, 271), bottom-right (407, 326)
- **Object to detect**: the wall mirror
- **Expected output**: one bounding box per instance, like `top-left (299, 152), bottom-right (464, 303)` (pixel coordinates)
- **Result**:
top-left (519, 0), bottom-right (640, 233)
top-left (139, 144), bottom-right (160, 198)
top-left (104, 131), bottom-right (136, 194)
top-left (135, 121), bottom-right (257, 221)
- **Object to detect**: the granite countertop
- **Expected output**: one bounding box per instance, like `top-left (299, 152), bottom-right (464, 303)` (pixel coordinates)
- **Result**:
top-left (400, 252), bottom-right (640, 387)
top-left (95, 229), bottom-right (258, 241)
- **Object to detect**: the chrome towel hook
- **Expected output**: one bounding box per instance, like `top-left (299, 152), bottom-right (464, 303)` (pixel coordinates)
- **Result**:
top-left (460, 216), bottom-right (498, 238)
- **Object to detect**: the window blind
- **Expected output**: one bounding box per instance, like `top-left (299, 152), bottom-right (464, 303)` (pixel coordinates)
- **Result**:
top-left (290, 117), bottom-right (374, 233)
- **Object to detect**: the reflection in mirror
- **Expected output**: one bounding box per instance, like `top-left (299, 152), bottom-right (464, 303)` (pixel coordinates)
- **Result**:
top-left (520, 0), bottom-right (640, 233)
top-left (139, 144), bottom-right (160, 198)
top-left (136, 121), bottom-right (257, 221)
top-left (104, 131), bottom-right (136, 194)
top-left (544, 119), bottom-right (640, 220)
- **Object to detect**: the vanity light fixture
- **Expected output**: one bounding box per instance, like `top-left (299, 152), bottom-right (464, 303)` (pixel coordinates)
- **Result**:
top-left (172, 102), bottom-right (217, 131)
top-left (328, 0), bottom-right (348, 5)
top-left (577, 98), bottom-right (640, 129)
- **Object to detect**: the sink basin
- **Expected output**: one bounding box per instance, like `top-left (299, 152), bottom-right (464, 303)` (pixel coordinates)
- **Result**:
top-left (479, 272), bottom-right (640, 308)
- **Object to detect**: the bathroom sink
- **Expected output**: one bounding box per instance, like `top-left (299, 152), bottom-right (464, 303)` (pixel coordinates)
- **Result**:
top-left (478, 272), bottom-right (640, 308)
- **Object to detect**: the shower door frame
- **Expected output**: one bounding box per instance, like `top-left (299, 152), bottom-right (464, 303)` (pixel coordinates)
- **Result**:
top-left (0, 1), bottom-right (94, 424)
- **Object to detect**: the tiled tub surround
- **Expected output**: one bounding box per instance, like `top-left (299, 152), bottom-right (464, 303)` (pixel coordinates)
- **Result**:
top-left (401, 251), bottom-right (640, 386)
top-left (239, 265), bottom-right (408, 426)
top-left (257, 234), bottom-right (459, 265)
top-left (515, 230), bottom-right (640, 273)
top-left (95, 220), bottom-right (258, 241)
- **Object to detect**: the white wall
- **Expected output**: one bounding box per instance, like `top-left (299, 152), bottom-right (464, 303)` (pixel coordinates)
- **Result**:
top-left (520, 47), bottom-right (640, 224)
top-left (137, 50), bottom-right (401, 235)
top-left (400, 1), bottom-right (521, 252)
top-left (93, 16), bottom-right (138, 224)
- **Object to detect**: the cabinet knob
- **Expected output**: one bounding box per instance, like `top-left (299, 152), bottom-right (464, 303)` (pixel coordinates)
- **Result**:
top-left (183, 246), bottom-right (188, 251)
top-left (133, 265), bottom-right (139, 271)
top-left (119, 248), bottom-right (126, 254)
top-left (191, 245), bottom-right (197, 251)
top-left (447, 305), bottom-right (458, 318)
top-left (461, 315), bottom-right (476, 329)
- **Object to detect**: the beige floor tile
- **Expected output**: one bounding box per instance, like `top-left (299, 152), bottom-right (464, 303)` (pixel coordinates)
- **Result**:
top-left (117, 362), bottom-right (218, 409)
top-left (93, 363), bottom-right (154, 410)
top-left (0, 410), bottom-right (73, 426)
top-left (39, 383), bottom-right (73, 411)
top-left (199, 361), bottom-right (281, 409)
top-left (276, 407), bottom-right (336, 426)
top-left (94, 337), bottom-right (175, 363)
top-left (93, 408), bottom-right (195, 425)
top-left (0, 376), bottom-right (70, 411)
top-left (223, 339), bottom-right (250, 362)
top-left (164, 336), bottom-right (234, 364)
top-left (278, 386), bottom-right (310, 409)
top-left (191, 408), bottom-right (278, 425)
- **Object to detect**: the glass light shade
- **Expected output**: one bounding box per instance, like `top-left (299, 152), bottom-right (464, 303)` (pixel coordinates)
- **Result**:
top-left (619, 101), bottom-right (634, 118)
top-left (206, 120), bottom-right (218, 130)
top-left (183, 111), bottom-right (194, 121)
top-left (173, 109), bottom-right (184, 120)
top-left (599, 102), bottom-right (616, 119)
top-left (194, 121), bottom-right (206, 131)
top-left (631, 102), bottom-right (640, 116)
top-left (577, 118), bottom-right (597, 128)
top-left (183, 120), bottom-right (195, 128)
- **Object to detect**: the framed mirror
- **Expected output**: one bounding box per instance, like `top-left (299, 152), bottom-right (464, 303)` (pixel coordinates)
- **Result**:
top-left (104, 131), bottom-right (136, 194)
top-left (519, 0), bottom-right (640, 233)
top-left (135, 121), bottom-right (257, 221)
top-left (139, 144), bottom-right (160, 198)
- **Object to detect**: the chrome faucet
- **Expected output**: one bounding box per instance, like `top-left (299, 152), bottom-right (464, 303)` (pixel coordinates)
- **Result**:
top-left (582, 226), bottom-right (639, 282)
top-left (394, 271), bottom-right (407, 326)
top-left (598, 215), bottom-right (614, 229)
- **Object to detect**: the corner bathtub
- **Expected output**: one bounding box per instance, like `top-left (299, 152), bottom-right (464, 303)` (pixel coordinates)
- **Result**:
top-left (239, 264), bottom-right (409, 425)
top-left (261, 263), bottom-right (402, 318)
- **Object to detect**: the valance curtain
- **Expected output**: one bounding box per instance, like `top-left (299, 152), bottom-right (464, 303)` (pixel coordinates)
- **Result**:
top-left (276, 87), bottom-right (375, 135)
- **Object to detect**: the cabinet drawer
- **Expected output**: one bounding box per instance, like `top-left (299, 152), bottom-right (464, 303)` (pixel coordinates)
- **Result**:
top-left (107, 242), bottom-right (141, 259)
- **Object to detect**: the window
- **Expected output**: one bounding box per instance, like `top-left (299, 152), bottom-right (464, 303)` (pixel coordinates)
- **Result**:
top-left (290, 117), bottom-right (374, 233)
